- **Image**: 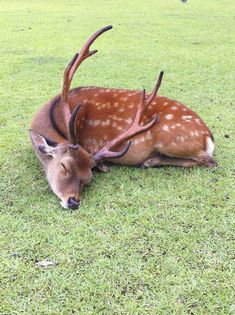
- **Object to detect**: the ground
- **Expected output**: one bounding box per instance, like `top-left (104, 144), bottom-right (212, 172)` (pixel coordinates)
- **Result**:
top-left (0, 0), bottom-right (234, 314)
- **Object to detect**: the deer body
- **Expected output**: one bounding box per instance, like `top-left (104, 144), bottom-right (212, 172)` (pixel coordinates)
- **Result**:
top-left (71, 87), bottom-right (214, 166)
top-left (31, 87), bottom-right (214, 166)
top-left (29, 26), bottom-right (216, 209)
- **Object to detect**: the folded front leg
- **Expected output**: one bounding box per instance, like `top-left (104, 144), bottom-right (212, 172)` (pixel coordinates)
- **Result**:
top-left (96, 162), bottom-right (109, 172)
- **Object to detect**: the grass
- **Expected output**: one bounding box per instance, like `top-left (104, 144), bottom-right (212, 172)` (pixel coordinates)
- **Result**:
top-left (0, 0), bottom-right (234, 314)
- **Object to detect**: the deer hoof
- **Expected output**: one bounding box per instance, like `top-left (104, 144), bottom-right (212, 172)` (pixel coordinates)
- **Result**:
top-left (96, 162), bottom-right (109, 172)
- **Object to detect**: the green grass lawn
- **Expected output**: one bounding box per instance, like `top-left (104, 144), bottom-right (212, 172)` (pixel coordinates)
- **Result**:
top-left (0, 0), bottom-right (234, 314)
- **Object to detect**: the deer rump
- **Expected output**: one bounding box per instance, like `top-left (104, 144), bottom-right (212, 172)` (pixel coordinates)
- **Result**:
top-left (29, 25), bottom-right (216, 209)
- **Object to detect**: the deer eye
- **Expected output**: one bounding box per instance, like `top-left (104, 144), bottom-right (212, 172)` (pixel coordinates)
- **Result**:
top-left (60, 162), bottom-right (69, 175)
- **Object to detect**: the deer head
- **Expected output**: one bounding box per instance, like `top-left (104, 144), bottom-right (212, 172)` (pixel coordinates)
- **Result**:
top-left (29, 123), bottom-right (94, 209)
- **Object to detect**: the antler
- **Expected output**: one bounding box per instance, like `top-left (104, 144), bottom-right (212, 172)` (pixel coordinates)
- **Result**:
top-left (93, 71), bottom-right (164, 162)
top-left (68, 104), bottom-right (81, 145)
top-left (61, 25), bottom-right (113, 140)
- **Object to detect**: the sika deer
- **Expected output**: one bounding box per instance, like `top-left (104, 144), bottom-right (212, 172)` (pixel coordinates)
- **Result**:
top-left (30, 25), bottom-right (216, 209)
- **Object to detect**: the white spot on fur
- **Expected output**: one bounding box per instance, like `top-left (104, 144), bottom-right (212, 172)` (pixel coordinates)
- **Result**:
top-left (206, 137), bottom-right (214, 157)
top-left (156, 142), bottom-right (163, 148)
top-left (117, 125), bottom-right (124, 131)
top-left (146, 131), bottom-right (152, 140)
top-left (118, 108), bottom-right (124, 112)
top-left (195, 131), bottom-right (199, 136)
top-left (171, 124), bottom-right (176, 129)
top-left (191, 131), bottom-right (195, 136)
top-left (165, 114), bottom-right (174, 120)
top-left (162, 125), bottom-right (169, 131)
top-left (113, 115), bottom-right (124, 122)
top-left (176, 123), bottom-right (181, 127)
top-left (93, 120), bottom-right (100, 126)
top-left (171, 106), bottom-right (178, 110)
top-left (125, 118), bottom-right (132, 124)
top-left (182, 108), bottom-right (187, 112)
top-left (101, 119), bottom-right (110, 126)
top-left (195, 118), bottom-right (202, 126)
top-left (128, 91), bottom-right (139, 96)
top-left (182, 115), bottom-right (193, 120)
top-left (163, 101), bottom-right (168, 106)
top-left (112, 122), bottom-right (123, 131)
top-left (176, 135), bottom-right (184, 142)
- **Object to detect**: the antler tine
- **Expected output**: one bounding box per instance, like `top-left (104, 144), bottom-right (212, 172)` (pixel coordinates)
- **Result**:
top-left (68, 25), bottom-right (113, 85)
top-left (60, 53), bottom-right (79, 127)
top-left (68, 104), bottom-right (81, 145)
top-left (61, 25), bottom-right (113, 138)
top-left (93, 71), bottom-right (164, 162)
top-left (62, 53), bottom-right (79, 100)
top-left (129, 71), bottom-right (164, 125)
top-left (143, 70), bottom-right (164, 111)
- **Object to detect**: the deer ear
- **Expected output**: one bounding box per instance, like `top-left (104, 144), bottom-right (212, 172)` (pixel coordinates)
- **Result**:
top-left (29, 129), bottom-right (58, 156)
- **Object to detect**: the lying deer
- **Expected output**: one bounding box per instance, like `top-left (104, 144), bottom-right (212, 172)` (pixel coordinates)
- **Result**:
top-left (29, 25), bottom-right (216, 209)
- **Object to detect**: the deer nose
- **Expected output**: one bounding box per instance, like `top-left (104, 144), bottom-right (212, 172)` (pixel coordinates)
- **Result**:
top-left (67, 197), bottom-right (80, 209)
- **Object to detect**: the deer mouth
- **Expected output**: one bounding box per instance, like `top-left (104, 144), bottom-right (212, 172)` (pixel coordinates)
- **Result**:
top-left (60, 197), bottom-right (80, 209)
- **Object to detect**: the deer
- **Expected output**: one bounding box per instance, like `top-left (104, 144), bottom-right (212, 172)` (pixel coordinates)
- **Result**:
top-left (29, 25), bottom-right (216, 209)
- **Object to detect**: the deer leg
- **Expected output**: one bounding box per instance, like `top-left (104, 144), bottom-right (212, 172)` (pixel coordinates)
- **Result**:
top-left (194, 154), bottom-right (217, 167)
top-left (96, 162), bottom-right (109, 172)
top-left (143, 152), bottom-right (217, 168)
top-left (142, 154), bottom-right (200, 168)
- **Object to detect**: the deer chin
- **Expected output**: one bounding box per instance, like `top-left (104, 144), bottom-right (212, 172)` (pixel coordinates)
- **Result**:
top-left (60, 200), bottom-right (69, 209)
